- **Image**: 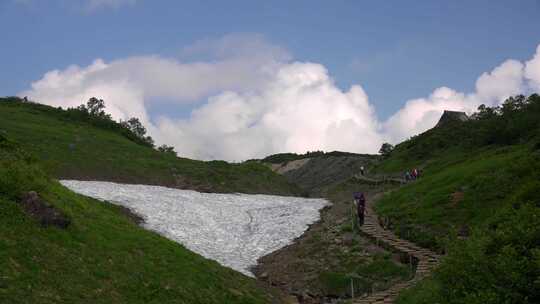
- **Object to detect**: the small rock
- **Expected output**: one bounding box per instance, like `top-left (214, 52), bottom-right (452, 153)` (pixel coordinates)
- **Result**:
top-left (259, 271), bottom-right (269, 280)
top-left (342, 232), bottom-right (354, 246)
top-left (284, 295), bottom-right (300, 304)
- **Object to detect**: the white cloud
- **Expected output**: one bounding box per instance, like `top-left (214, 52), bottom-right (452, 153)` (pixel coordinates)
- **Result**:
top-left (154, 63), bottom-right (382, 161)
top-left (475, 59), bottom-right (525, 102)
top-left (20, 34), bottom-right (285, 128)
top-left (383, 87), bottom-right (472, 143)
top-left (20, 37), bottom-right (540, 161)
top-left (525, 45), bottom-right (540, 91)
top-left (383, 58), bottom-right (527, 143)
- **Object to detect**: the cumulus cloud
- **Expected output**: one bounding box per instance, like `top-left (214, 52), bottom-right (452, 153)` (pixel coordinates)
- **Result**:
top-left (20, 34), bottom-right (285, 128)
top-left (383, 58), bottom-right (527, 143)
top-left (19, 37), bottom-right (540, 161)
top-left (155, 63), bottom-right (381, 160)
top-left (525, 45), bottom-right (540, 91)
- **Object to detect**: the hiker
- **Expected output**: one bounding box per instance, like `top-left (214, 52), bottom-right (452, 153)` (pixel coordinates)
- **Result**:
top-left (405, 171), bottom-right (411, 182)
top-left (360, 166), bottom-right (365, 176)
top-left (353, 192), bottom-right (366, 226)
top-left (412, 168), bottom-right (419, 180)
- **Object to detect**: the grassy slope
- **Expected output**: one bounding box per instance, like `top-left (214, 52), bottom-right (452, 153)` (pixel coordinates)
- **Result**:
top-left (0, 135), bottom-right (273, 304)
top-left (369, 95), bottom-right (540, 303)
top-left (320, 178), bottom-right (412, 295)
top-left (254, 175), bottom-right (411, 298)
top-left (0, 98), bottom-right (300, 195)
top-left (375, 146), bottom-right (537, 250)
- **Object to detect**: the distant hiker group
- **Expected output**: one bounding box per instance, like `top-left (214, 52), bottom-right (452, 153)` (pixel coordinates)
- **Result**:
top-left (353, 192), bottom-right (366, 226)
top-left (404, 168), bottom-right (421, 182)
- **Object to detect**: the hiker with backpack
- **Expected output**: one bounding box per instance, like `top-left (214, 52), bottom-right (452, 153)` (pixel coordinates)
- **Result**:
top-left (353, 192), bottom-right (366, 226)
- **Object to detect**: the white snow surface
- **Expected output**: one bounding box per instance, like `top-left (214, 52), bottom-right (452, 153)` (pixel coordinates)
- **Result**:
top-left (60, 180), bottom-right (329, 276)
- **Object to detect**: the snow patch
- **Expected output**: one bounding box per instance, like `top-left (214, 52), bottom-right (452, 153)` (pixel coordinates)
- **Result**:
top-left (60, 180), bottom-right (329, 276)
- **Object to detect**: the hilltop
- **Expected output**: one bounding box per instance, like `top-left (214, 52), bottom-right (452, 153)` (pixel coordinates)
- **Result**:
top-left (0, 97), bottom-right (300, 196)
top-left (372, 94), bottom-right (540, 303)
top-left (260, 151), bottom-right (378, 197)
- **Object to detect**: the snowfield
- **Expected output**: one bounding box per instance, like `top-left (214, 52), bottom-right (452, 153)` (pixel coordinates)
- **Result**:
top-left (60, 180), bottom-right (329, 276)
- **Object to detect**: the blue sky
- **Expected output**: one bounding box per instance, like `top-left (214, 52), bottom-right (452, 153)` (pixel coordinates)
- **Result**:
top-left (3, 0), bottom-right (539, 117)
top-left (2, 0), bottom-right (540, 160)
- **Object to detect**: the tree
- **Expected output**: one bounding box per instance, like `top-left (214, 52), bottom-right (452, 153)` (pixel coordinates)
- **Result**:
top-left (86, 97), bottom-right (107, 117)
top-left (157, 144), bottom-right (176, 156)
top-left (472, 104), bottom-right (499, 120)
top-left (143, 136), bottom-right (155, 147)
top-left (500, 94), bottom-right (526, 117)
top-left (120, 117), bottom-right (154, 147)
top-left (121, 117), bottom-right (147, 138)
top-left (76, 104), bottom-right (87, 113)
top-left (379, 143), bottom-right (394, 157)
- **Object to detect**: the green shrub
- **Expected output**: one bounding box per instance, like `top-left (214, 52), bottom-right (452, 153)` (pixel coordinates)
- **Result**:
top-left (433, 202), bottom-right (540, 304)
top-left (396, 189), bottom-right (540, 304)
top-left (0, 136), bottom-right (48, 199)
top-left (0, 159), bottom-right (48, 199)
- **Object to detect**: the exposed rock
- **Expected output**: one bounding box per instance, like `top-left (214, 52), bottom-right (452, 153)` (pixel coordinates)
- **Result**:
top-left (280, 155), bottom-right (377, 196)
top-left (259, 271), bottom-right (269, 281)
top-left (270, 158), bottom-right (312, 175)
top-left (19, 191), bottom-right (70, 229)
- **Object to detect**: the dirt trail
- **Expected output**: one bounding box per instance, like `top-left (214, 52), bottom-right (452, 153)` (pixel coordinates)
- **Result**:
top-left (352, 192), bottom-right (441, 303)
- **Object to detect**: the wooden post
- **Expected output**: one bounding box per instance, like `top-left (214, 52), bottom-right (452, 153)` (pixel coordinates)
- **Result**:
top-left (351, 200), bottom-right (355, 231)
top-left (410, 254), bottom-right (414, 274)
top-left (351, 278), bottom-right (355, 299)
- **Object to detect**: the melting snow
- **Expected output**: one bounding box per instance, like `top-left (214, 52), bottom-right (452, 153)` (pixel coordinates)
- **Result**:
top-left (60, 180), bottom-right (329, 276)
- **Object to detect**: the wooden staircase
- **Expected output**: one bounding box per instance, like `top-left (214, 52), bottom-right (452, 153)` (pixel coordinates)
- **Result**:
top-left (352, 198), bottom-right (441, 303)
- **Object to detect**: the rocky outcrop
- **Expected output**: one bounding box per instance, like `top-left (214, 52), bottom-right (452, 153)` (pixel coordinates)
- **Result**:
top-left (280, 156), bottom-right (377, 196)
top-left (270, 158), bottom-right (312, 174)
top-left (19, 191), bottom-right (70, 229)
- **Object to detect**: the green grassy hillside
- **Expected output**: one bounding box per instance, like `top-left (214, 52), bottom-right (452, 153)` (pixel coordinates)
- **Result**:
top-left (261, 151), bottom-right (372, 164)
top-left (0, 97), bottom-right (300, 195)
top-left (371, 94), bottom-right (540, 303)
top-left (0, 134), bottom-right (275, 304)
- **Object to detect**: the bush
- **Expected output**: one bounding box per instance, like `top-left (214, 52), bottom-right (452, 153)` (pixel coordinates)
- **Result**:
top-left (0, 136), bottom-right (48, 199)
top-left (434, 200), bottom-right (540, 304)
